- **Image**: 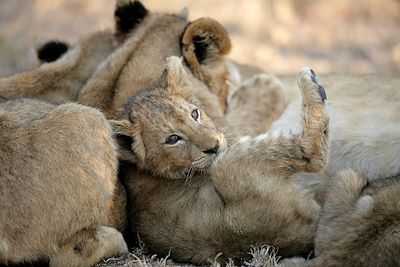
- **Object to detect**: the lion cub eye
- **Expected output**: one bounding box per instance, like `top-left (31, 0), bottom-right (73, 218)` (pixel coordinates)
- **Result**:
top-left (191, 109), bottom-right (200, 121)
top-left (165, 134), bottom-right (182, 145)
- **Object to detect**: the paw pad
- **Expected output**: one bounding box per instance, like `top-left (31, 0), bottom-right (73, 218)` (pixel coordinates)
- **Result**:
top-left (318, 84), bottom-right (327, 101)
top-left (310, 69), bottom-right (326, 102)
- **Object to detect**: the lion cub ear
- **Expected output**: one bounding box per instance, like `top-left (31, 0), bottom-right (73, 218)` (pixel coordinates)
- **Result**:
top-left (109, 119), bottom-right (145, 165)
top-left (114, 0), bottom-right (149, 35)
top-left (177, 7), bottom-right (189, 20)
top-left (158, 56), bottom-right (190, 92)
top-left (181, 18), bottom-right (231, 109)
top-left (181, 18), bottom-right (231, 65)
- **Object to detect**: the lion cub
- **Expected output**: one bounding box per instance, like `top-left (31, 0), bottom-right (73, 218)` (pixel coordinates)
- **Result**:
top-left (0, 99), bottom-right (127, 266)
top-left (280, 171), bottom-right (400, 267)
top-left (113, 56), bottom-right (328, 264)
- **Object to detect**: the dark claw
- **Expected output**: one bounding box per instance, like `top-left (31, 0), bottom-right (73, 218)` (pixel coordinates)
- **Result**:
top-left (310, 69), bottom-right (316, 77)
top-left (318, 85), bottom-right (327, 101)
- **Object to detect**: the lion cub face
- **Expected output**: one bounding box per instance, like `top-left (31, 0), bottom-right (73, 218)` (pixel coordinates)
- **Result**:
top-left (112, 57), bottom-right (226, 179)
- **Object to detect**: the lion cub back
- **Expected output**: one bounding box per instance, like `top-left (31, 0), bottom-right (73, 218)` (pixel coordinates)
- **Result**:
top-left (0, 98), bottom-right (119, 264)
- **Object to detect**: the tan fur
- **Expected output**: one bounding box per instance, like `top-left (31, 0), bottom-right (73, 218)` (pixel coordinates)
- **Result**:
top-left (78, 13), bottom-right (230, 120)
top-left (3, 3), bottom-right (400, 264)
top-left (226, 63), bottom-right (400, 182)
top-left (114, 58), bottom-right (328, 264)
top-left (0, 5), bottom-right (250, 263)
top-left (3, 0), bottom-right (398, 183)
top-left (225, 73), bottom-right (287, 138)
top-left (13, 0), bottom-right (396, 183)
top-left (0, 1), bottom-right (232, 126)
top-left (0, 0), bottom-right (279, 141)
top-left (0, 98), bottom-right (127, 266)
top-left (181, 17), bottom-right (231, 109)
top-left (279, 171), bottom-right (400, 267)
top-left (0, 30), bottom-right (118, 104)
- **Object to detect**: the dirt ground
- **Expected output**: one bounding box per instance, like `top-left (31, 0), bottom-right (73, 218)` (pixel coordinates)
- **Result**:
top-left (0, 0), bottom-right (399, 77)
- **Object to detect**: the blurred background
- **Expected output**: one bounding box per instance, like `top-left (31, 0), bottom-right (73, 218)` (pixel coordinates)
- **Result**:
top-left (0, 0), bottom-right (399, 77)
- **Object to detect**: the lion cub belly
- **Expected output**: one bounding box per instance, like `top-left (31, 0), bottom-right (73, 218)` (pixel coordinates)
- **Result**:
top-left (124, 168), bottom-right (230, 263)
top-left (125, 168), bottom-right (316, 264)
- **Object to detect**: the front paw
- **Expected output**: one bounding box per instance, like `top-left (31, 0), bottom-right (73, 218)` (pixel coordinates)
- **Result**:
top-left (298, 67), bottom-right (326, 104)
top-left (96, 226), bottom-right (128, 257)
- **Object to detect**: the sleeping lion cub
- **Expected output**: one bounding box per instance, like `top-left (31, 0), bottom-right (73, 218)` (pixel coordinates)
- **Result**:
top-left (113, 57), bottom-right (328, 264)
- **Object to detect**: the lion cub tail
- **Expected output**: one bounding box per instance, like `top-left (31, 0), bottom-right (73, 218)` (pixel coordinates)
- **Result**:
top-left (37, 40), bottom-right (69, 63)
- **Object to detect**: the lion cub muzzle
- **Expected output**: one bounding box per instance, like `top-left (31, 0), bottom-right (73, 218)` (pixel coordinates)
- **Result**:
top-left (203, 141), bottom-right (220, 155)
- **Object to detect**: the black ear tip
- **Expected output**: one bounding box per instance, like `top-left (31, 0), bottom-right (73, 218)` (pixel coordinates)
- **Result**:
top-left (115, 0), bottom-right (149, 34)
top-left (192, 35), bottom-right (208, 63)
top-left (115, 133), bottom-right (134, 153)
top-left (37, 41), bottom-right (69, 63)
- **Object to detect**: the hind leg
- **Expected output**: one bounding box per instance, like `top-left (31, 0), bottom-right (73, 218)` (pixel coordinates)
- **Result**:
top-left (315, 170), bottom-right (372, 256)
top-left (225, 74), bottom-right (287, 139)
top-left (50, 226), bottom-right (127, 267)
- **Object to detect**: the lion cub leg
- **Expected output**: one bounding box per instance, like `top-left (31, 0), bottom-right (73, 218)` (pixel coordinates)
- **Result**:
top-left (212, 68), bottom-right (328, 199)
top-left (0, 47), bottom-right (80, 102)
top-left (314, 170), bottom-right (372, 256)
top-left (295, 67), bottom-right (329, 172)
top-left (50, 226), bottom-right (127, 267)
top-left (225, 74), bottom-right (287, 139)
top-left (317, 170), bottom-right (368, 231)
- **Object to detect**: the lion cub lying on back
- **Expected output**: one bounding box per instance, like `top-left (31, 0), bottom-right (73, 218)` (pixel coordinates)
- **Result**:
top-left (113, 57), bottom-right (328, 264)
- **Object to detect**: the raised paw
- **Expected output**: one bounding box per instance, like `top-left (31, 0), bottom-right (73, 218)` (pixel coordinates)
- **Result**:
top-left (298, 67), bottom-right (326, 104)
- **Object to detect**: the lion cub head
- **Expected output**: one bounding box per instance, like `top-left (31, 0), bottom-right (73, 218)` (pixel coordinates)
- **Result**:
top-left (111, 56), bottom-right (227, 179)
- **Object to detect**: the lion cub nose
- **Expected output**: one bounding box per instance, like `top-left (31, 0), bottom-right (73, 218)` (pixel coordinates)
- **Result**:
top-left (203, 141), bottom-right (220, 155)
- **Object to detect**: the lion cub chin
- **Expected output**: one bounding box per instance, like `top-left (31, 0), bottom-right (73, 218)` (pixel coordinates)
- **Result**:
top-left (0, 99), bottom-right (127, 267)
top-left (114, 57), bottom-right (329, 264)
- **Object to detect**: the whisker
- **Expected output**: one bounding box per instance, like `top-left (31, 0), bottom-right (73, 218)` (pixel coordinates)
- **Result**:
top-left (192, 156), bottom-right (207, 165)
top-left (185, 167), bottom-right (194, 185)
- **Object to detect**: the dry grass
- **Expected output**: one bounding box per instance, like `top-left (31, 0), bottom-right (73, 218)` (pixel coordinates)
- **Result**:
top-left (95, 244), bottom-right (281, 267)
